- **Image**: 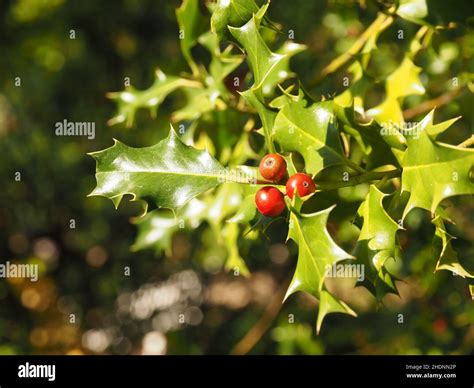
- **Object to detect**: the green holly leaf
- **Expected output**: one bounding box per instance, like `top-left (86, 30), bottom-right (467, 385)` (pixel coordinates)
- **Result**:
top-left (354, 185), bottom-right (402, 299)
top-left (317, 288), bottom-right (357, 334)
top-left (432, 215), bottom-right (473, 278)
top-left (176, 0), bottom-right (208, 75)
top-left (401, 111), bottom-right (474, 218)
top-left (132, 210), bottom-right (177, 255)
top-left (229, 3), bottom-right (303, 96)
top-left (285, 205), bottom-right (356, 333)
top-left (273, 94), bottom-right (347, 173)
top-left (89, 127), bottom-right (226, 213)
top-left (211, 0), bottom-right (260, 40)
top-left (260, 41), bottom-right (305, 97)
top-left (107, 69), bottom-right (201, 127)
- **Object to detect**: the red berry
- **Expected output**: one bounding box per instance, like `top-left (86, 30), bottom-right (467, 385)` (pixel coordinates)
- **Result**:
top-left (259, 153), bottom-right (287, 182)
top-left (432, 319), bottom-right (447, 334)
top-left (286, 173), bottom-right (316, 199)
top-left (255, 186), bottom-right (286, 217)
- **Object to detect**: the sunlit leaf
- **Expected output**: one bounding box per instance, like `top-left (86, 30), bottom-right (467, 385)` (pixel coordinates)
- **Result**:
top-left (367, 57), bottom-right (425, 126)
top-left (89, 127), bottom-right (226, 213)
top-left (285, 204), bottom-right (356, 332)
top-left (211, 0), bottom-right (259, 40)
top-left (317, 288), bottom-right (356, 333)
top-left (172, 87), bottom-right (217, 122)
top-left (107, 69), bottom-right (200, 127)
top-left (260, 41), bottom-right (305, 97)
top-left (273, 93), bottom-right (346, 173)
top-left (334, 61), bottom-right (372, 114)
top-left (176, 0), bottom-right (208, 75)
top-left (397, 0), bottom-right (428, 24)
top-left (401, 111), bottom-right (474, 218)
top-left (229, 3), bottom-right (303, 96)
top-left (432, 214), bottom-right (473, 278)
top-left (354, 185), bottom-right (401, 299)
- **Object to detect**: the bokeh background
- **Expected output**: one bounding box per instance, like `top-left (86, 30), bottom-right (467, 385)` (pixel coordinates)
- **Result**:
top-left (1, 0), bottom-right (473, 355)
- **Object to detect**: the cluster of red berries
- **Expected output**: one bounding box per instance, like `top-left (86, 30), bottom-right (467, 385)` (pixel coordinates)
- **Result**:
top-left (255, 154), bottom-right (316, 217)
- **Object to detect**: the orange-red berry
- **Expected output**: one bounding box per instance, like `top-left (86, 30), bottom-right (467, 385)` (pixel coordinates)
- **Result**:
top-left (259, 153), bottom-right (287, 182)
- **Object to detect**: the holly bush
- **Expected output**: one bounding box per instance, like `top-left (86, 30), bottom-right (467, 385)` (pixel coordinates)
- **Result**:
top-left (88, 0), bottom-right (474, 333)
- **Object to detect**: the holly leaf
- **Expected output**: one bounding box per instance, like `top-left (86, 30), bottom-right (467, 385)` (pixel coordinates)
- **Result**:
top-left (211, 0), bottom-right (260, 40)
top-left (401, 111), bottom-right (474, 218)
top-left (285, 205), bottom-right (356, 333)
top-left (176, 0), bottom-right (208, 75)
top-left (260, 41), bottom-right (305, 97)
top-left (273, 93), bottom-right (346, 173)
top-left (432, 215), bottom-right (473, 278)
top-left (397, 0), bottom-right (428, 24)
top-left (229, 3), bottom-right (303, 96)
top-left (354, 185), bottom-right (402, 299)
top-left (107, 69), bottom-right (200, 127)
top-left (89, 127), bottom-right (226, 213)
top-left (317, 288), bottom-right (356, 333)
top-left (132, 210), bottom-right (177, 255)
